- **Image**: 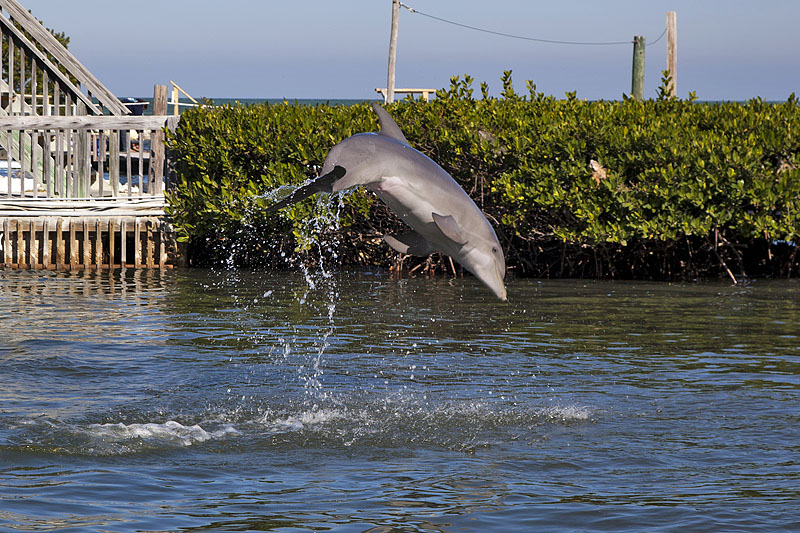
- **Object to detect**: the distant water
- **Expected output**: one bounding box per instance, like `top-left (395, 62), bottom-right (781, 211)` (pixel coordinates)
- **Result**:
top-left (1, 269), bottom-right (798, 531)
top-left (123, 97), bottom-right (373, 115)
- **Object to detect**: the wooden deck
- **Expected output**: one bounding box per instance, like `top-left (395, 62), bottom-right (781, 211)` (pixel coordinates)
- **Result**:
top-left (0, 0), bottom-right (181, 270)
top-left (1, 215), bottom-right (175, 269)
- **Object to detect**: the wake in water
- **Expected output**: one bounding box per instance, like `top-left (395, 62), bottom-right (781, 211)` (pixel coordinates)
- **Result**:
top-left (2, 396), bottom-right (592, 456)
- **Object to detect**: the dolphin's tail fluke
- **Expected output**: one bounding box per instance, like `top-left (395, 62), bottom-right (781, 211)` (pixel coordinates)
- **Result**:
top-left (266, 165), bottom-right (346, 212)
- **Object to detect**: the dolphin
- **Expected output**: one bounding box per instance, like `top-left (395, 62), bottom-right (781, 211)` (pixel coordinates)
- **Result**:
top-left (267, 103), bottom-right (507, 301)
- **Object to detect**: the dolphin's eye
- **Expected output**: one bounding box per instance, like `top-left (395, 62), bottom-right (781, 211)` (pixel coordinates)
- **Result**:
top-left (492, 247), bottom-right (498, 254)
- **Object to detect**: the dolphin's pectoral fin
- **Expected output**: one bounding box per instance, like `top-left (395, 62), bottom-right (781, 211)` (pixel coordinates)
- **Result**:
top-left (384, 231), bottom-right (435, 257)
top-left (371, 102), bottom-right (410, 145)
top-left (266, 165), bottom-right (346, 212)
top-left (432, 213), bottom-right (468, 246)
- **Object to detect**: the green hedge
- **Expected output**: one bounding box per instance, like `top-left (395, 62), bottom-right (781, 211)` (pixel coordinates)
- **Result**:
top-left (166, 73), bottom-right (800, 278)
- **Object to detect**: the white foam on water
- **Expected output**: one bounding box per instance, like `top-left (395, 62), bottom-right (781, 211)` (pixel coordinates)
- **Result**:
top-left (88, 420), bottom-right (238, 447)
top-left (261, 407), bottom-right (356, 433)
top-left (538, 404), bottom-right (593, 422)
top-left (249, 396), bottom-right (595, 451)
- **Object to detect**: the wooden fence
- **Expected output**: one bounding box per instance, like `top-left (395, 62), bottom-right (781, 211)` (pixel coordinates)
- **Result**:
top-left (0, 114), bottom-right (180, 269)
top-left (0, 114), bottom-right (179, 199)
top-left (0, 1), bottom-right (180, 270)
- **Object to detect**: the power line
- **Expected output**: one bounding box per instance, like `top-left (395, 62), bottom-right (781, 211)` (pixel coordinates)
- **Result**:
top-left (399, 3), bottom-right (658, 47)
top-left (646, 27), bottom-right (668, 47)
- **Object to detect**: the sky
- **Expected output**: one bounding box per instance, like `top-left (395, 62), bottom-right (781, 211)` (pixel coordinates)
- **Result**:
top-left (18, 0), bottom-right (800, 101)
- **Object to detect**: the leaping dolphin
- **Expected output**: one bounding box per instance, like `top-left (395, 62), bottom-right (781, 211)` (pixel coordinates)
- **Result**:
top-left (267, 103), bottom-right (507, 301)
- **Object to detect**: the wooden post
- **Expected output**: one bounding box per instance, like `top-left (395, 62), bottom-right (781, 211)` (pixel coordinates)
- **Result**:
top-left (29, 219), bottom-right (38, 268)
top-left (631, 35), bottom-right (645, 100)
top-left (2, 219), bottom-right (10, 266)
top-left (42, 218), bottom-right (50, 268)
top-left (109, 217), bottom-right (116, 267)
top-left (69, 218), bottom-right (78, 268)
top-left (146, 218), bottom-right (155, 268)
top-left (134, 217), bottom-right (142, 267)
top-left (17, 219), bottom-right (25, 268)
top-left (158, 219), bottom-right (167, 268)
top-left (110, 130), bottom-right (120, 196)
top-left (82, 217), bottom-right (91, 267)
top-left (172, 84), bottom-right (179, 116)
top-left (56, 217), bottom-right (65, 269)
top-left (386, 0), bottom-right (400, 104)
top-left (150, 85), bottom-right (168, 194)
top-left (120, 218), bottom-right (127, 267)
top-left (94, 218), bottom-right (102, 269)
top-left (76, 102), bottom-right (89, 197)
top-left (666, 11), bottom-right (677, 98)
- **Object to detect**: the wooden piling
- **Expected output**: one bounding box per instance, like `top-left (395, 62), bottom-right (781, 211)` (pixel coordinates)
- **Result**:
top-left (3, 218), bottom-right (10, 266)
top-left (56, 217), bottom-right (65, 268)
top-left (0, 216), bottom-right (176, 270)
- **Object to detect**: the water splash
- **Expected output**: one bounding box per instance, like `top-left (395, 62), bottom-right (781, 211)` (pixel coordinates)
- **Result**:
top-left (88, 421), bottom-right (238, 447)
top-left (220, 185), bottom-right (349, 405)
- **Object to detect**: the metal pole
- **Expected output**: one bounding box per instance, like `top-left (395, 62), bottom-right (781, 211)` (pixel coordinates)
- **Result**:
top-left (386, 0), bottom-right (400, 104)
top-left (631, 35), bottom-right (645, 100)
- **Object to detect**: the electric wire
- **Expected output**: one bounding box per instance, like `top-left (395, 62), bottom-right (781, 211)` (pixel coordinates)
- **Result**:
top-left (400, 2), bottom-right (664, 47)
top-left (645, 27), bottom-right (668, 47)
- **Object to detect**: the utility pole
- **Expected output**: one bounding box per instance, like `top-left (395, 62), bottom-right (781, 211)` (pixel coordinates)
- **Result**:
top-left (631, 35), bottom-right (645, 100)
top-left (666, 11), bottom-right (677, 98)
top-left (386, 0), bottom-right (400, 104)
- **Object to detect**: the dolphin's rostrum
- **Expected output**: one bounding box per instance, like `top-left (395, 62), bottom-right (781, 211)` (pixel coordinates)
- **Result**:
top-left (268, 103), bottom-right (507, 301)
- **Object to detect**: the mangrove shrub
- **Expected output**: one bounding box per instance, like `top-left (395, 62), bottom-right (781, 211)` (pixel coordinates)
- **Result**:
top-left (166, 74), bottom-right (800, 279)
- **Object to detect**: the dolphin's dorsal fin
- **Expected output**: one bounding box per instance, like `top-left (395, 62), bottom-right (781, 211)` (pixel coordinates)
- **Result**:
top-left (432, 213), bottom-right (468, 245)
top-left (371, 102), bottom-right (409, 145)
top-left (384, 231), bottom-right (435, 256)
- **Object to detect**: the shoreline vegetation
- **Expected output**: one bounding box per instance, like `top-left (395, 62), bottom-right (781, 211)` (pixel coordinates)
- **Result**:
top-left (166, 73), bottom-right (800, 282)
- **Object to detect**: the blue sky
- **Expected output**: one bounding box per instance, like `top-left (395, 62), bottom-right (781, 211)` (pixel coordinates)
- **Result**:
top-left (20, 0), bottom-right (800, 101)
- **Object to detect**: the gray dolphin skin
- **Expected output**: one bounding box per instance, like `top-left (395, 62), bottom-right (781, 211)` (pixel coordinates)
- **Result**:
top-left (268, 103), bottom-right (507, 301)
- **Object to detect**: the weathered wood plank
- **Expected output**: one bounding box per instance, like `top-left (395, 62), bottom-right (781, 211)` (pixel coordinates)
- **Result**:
top-left (146, 218), bottom-right (155, 268)
top-left (98, 130), bottom-right (106, 198)
top-left (31, 129), bottom-right (38, 198)
top-left (158, 219), bottom-right (166, 267)
top-left (110, 130), bottom-right (120, 197)
top-left (42, 217), bottom-right (50, 267)
top-left (55, 128), bottom-right (64, 197)
top-left (2, 218), bottom-right (10, 266)
top-left (134, 217), bottom-right (142, 267)
top-left (56, 217), bottom-right (64, 268)
top-left (0, 8), bottom-right (103, 114)
top-left (138, 130), bottom-right (144, 197)
top-left (5, 129), bottom-right (11, 199)
top-left (82, 218), bottom-right (90, 267)
top-left (126, 134), bottom-right (133, 198)
top-left (120, 218), bottom-right (127, 266)
top-left (69, 218), bottom-right (78, 267)
top-left (94, 218), bottom-right (102, 268)
top-left (29, 218), bottom-right (38, 267)
top-left (0, 115), bottom-right (174, 130)
top-left (109, 217), bottom-right (116, 267)
top-left (8, 32), bottom-right (14, 115)
top-left (150, 85), bottom-right (169, 194)
top-left (16, 218), bottom-right (24, 267)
